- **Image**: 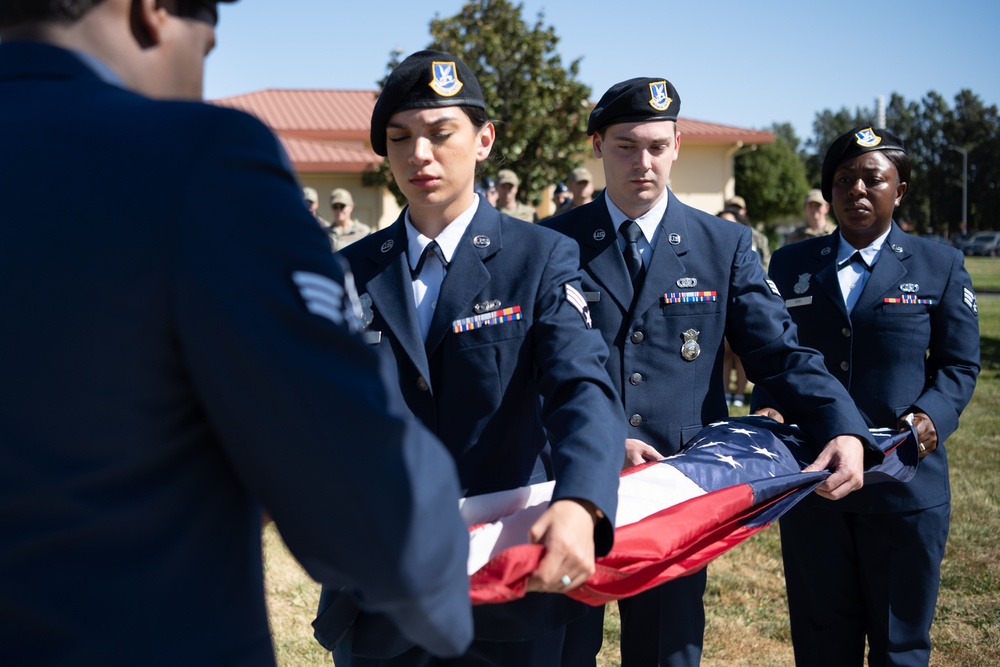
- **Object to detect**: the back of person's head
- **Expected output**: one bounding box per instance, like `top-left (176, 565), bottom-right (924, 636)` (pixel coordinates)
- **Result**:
top-left (0, 0), bottom-right (106, 27)
top-left (720, 205), bottom-right (750, 226)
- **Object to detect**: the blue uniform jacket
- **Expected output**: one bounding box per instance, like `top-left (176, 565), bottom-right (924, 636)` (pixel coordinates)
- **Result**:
top-left (544, 191), bottom-right (876, 457)
top-left (0, 42), bottom-right (472, 666)
top-left (335, 203), bottom-right (625, 654)
top-left (753, 224), bottom-right (980, 512)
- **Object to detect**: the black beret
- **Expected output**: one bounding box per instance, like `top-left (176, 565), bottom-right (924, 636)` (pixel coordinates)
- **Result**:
top-left (821, 126), bottom-right (907, 202)
top-left (370, 50), bottom-right (487, 156)
top-left (587, 77), bottom-right (681, 135)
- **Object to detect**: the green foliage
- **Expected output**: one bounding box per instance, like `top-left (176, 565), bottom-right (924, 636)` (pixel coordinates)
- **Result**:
top-left (804, 91), bottom-right (1000, 235)
top-left (428, 0), bottom-right (592, 204)
top-left (734, 122), bottom-right (810, 224)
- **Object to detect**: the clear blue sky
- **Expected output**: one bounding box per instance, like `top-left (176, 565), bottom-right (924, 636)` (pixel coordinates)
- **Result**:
top-left (206, 0), bottom-right (1000, 145)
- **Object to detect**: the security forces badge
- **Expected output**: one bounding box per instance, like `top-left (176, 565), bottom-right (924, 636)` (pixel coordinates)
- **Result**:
top-left (855, 127), bottom-right (882, 148)
top-left (358, 292), bottom-right (382, 344)
top-left (793, 273), bottom-right (811, 295)
top-left (358, 293), bottom-right (375, 328)
top-left (648, 80), bottom-right (672, 112)
top-left (429, 61), bottom-right (463, 97)
top-left (680, 328), bottom-right (700, 361)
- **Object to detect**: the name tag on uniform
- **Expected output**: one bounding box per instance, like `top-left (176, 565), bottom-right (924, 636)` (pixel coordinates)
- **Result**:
top-left (363, 330), bottom-right (382, 345)
top-left (584, 291), bottom-right (601, 303)
top-left (662, 291), bottom-right (717, 304)
top-left (452, 306), bottom-right (522, 333)
top-left (784, 296), bottom-right (812, 308)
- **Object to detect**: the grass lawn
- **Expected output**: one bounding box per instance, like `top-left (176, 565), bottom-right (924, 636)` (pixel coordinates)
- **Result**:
top-left (265, 294), bottom-right (1000, 666)
top-left (966, 256), bottom-right (1000, 292)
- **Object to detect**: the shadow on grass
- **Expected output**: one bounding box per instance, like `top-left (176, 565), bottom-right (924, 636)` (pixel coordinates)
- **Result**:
top-left (981, 336), bottom-right (1000, 373)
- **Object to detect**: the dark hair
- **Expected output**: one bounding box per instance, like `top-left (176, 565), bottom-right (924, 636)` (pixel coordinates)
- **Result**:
top-left (881, 149), bottom-right (910, 190)
top-left (719, 205), bottom-right (750, 226)
top-left (461, 105), bottom-right (491, 130)
top-left (0, 0), bottom-right (107, 28)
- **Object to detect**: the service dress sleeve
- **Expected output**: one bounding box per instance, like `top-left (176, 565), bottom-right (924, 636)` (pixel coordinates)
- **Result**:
top-left (531, 234), bottom-right (625, 554)
top-left (726, 227), bottom-right (877, 459)
top-left (910, 251), bottom-right (980, 441)
top-left (170, 111), bottom-right (472, 656)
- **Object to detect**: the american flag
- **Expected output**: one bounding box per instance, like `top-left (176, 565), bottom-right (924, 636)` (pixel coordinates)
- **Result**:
top-left (462, 415), bottom-right (917, 605)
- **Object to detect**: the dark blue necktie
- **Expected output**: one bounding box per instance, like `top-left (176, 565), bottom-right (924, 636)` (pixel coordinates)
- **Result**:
top-left (411, 240), bottom-right (449, 279)
top-left (620, 220), bottom-right (645, 286)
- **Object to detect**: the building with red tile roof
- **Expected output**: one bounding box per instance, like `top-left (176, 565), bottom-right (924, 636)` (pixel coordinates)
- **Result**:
top-left (212, 89), bottom-right (774, 227)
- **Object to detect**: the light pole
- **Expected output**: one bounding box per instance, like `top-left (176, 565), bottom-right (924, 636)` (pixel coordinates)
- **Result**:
top-left (948, 145), bottom-right (968, 231)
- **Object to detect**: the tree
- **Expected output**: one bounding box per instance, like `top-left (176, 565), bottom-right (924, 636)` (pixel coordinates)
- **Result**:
top-left (805, 91), bottom-right (1000, 234)
top-left (734, 122), bottom-right (810, 225)
top-left (428, 0), bottom-right (593, 204)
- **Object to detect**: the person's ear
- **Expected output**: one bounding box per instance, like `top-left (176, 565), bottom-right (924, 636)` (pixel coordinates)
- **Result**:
top-left (130, 0), bottom-right (167, 49)
top-left (475, 122), bottom-right (496, 163)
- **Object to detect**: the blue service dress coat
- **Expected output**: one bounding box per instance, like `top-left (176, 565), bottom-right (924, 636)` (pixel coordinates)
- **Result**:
top-left (331, 203), bottom-right (625, 659)
top-left (752, 223), bottom-right (980, 666)
top-left (0, 42), bottom-right (472, 666)
top-left (544, 190), bottom-right (877, 667)
top-left (753, 223), bottom-right (980, 511)
top-left (546, 190), bottom-right (874, 455)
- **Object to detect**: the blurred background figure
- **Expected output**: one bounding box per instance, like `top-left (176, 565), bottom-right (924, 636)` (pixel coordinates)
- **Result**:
top-left (328, 188), bottom-right (370, 250)
top-left (717, 207), bottom-right (758, 407)
top-left (496, 168), bottom-right (538, 222)
top-left (785, 189), bottom-right (835, 245)
top-left (303, 186), bottom-right (333, 235)
top-left (567, 166), bottom-right (595, 209)
top-left (552, 181), bottom-right (572, 215)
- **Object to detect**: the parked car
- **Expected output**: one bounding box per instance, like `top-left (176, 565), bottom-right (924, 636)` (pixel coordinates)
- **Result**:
top-left (965, 231), bottom-right (1000, 257)
top-left (919, 233), bottom-right (952, 246)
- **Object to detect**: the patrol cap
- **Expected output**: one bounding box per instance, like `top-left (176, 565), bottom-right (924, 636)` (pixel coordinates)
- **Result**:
top-left (821, 126), bottom-right (906, 202)
top-left (569, 167), bottom-right (592, 184)
top-left (370, 50), bottom-right (487, 156)
top-left (804, 189), bottom-right (826, 206)
top-left (725, 195), bottom-right (746, 210)
top-left (554, 182), bottom-right (569, 193)
top-left (497, 169), bottom-right (519, 186)
top-left (302, 187), bottom-right (318, 203)
top-left (587, 77), bottom-right (681, 136)
top-left (330, 188), bottom-right (354, 206)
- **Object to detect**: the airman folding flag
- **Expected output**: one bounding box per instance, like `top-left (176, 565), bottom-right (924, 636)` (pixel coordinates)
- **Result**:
top-left (463, 415), bottom-right (917, 606)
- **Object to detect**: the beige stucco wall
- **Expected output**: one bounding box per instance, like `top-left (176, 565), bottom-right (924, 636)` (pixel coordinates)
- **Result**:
top-left (302, 142), bottom-right (744, 229)
top-left (535, 143), bottom-right (741, 220)
top-left (299, 177), bottom-right (401, 231)
top-left (669, 143), bottom-right (742, 216)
